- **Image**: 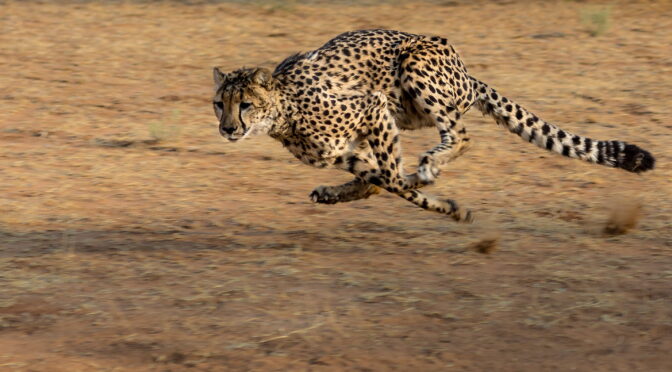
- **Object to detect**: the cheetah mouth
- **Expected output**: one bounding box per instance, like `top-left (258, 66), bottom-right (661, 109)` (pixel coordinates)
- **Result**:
top-left (224, 129), bottom-right (250, 142)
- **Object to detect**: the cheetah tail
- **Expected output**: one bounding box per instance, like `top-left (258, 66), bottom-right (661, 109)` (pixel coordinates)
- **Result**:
top-left (469, 77), bottom-right (655, 173)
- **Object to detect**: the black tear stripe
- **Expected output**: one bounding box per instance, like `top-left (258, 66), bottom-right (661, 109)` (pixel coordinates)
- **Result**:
top-left (238, 90), bottom-right (247, 133)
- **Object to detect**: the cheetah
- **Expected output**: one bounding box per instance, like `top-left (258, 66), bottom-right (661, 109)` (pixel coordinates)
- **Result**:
top-left (212, 29), bottom-right (655, 222)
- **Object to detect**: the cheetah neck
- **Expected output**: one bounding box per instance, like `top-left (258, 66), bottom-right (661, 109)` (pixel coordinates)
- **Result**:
top-left (266, 86), bottom-right (299, 140)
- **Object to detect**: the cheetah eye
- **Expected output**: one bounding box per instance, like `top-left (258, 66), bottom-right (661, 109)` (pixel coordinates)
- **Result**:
top-left (239, 102), bottom-right (252, 110)
top-left (214, 102), bottom-right (224, 110)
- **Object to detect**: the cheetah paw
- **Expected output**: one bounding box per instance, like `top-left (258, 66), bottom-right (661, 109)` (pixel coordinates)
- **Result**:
top-left (459, 209), bottom-right (475, 224)
top-left (446, 199), bottom-right (474, 223)
top-left (417, 162), bottom-right (440, 185)
top-left (309, 186), bottom-right (340, 204)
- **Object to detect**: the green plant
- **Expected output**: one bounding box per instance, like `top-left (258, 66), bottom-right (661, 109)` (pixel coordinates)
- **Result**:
top-left (254, 0), bottom-right (298, 13)
top-left (580, 6), bottom-right (612, 37)
top-left (148, 110), bottom-right (182, 142)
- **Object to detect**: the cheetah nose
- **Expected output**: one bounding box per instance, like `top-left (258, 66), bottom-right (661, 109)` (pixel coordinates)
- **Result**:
top-left (220, 125), bottom-right (235, 135)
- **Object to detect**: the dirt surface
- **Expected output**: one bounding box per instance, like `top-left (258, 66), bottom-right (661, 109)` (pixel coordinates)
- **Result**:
top-left (1, 1), bottom-right (671, 371)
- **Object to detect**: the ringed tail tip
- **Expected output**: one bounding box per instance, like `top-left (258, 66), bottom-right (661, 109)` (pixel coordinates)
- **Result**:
top-left (618, 144), bottom-right (655, 173)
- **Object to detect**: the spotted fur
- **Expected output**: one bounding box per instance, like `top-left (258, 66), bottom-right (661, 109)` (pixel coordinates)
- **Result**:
top-left (212, 29), bottom-right (655, 222)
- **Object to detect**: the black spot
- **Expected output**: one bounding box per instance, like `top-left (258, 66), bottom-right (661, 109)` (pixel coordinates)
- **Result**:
top-left (541, 123), bottom-right (551, 135)
top-left (546, 138), bottom-right (555, 150)
top-left (572, 135), bottom-right (581, 145)
top-left (562, 145), bottom-right (571, 157)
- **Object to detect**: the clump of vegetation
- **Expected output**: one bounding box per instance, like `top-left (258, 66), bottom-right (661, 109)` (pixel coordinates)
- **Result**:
top-left (581, 6), bottom-right (612, 37)
top-left (469, 236), bottom-right (499, 255)
top-left (604, 200), bottom-right (642, 235)
top-left (148, 110), bottom-right (182, 143)
top-left (254, 0), bottom-right (298, 13)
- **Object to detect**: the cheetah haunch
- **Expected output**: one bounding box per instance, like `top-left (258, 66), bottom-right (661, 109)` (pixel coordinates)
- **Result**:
top-left (212, 29), bottom-right (655, 222)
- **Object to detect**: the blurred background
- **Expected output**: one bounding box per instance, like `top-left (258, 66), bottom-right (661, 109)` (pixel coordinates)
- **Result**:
top-left (0, 0), bottom-right (670, 370)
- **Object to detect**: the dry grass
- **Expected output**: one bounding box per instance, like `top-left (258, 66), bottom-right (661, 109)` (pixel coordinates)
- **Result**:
top-left (0, 0), bottom-right (671, 371)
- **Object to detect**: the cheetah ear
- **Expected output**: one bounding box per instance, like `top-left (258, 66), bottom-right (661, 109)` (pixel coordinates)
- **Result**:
top-left (213, 67), bottom-right (227, 86)
top-left (252, 67), bottom-right (273, 89)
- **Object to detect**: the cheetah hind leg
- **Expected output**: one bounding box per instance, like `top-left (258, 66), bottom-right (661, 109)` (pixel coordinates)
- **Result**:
top-left (400, 189), bottom-right (474, 223)
top-left (418, 136), bottom-right (473, 184)
top-left (417, 114), bottom-right (473, 185)
top-left (310, 178), bottom-right (381, 204)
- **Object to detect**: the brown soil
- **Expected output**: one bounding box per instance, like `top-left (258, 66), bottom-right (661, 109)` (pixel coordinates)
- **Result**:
top-left (1, 1), bottom-right (671, 371)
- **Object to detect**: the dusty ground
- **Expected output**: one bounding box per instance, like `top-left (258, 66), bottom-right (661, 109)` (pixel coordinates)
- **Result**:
top-left (1, 0), bottom-right (671, 371)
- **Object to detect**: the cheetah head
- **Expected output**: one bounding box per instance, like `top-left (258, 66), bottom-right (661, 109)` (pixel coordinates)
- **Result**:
top-left (212, 67), bottom-right (279, 142)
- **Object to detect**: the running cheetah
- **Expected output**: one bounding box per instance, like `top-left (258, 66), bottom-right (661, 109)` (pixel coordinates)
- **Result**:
top-left (212, 29), bottom-right (655, 222)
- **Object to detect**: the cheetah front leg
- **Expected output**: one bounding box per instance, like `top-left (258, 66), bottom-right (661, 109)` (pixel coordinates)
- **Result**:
top-left (309, 141), bottom-right (383, 204)
top-left (310, 178), bottom-right (381, 204)
top-left (307, 136), bottom-right (430, 205)
top-left (399, 189), bottom-right (474, 223)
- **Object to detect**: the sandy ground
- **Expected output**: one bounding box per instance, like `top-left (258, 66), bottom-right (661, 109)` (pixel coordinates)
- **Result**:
top-left (0, 0), bottom-right (671, 371)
